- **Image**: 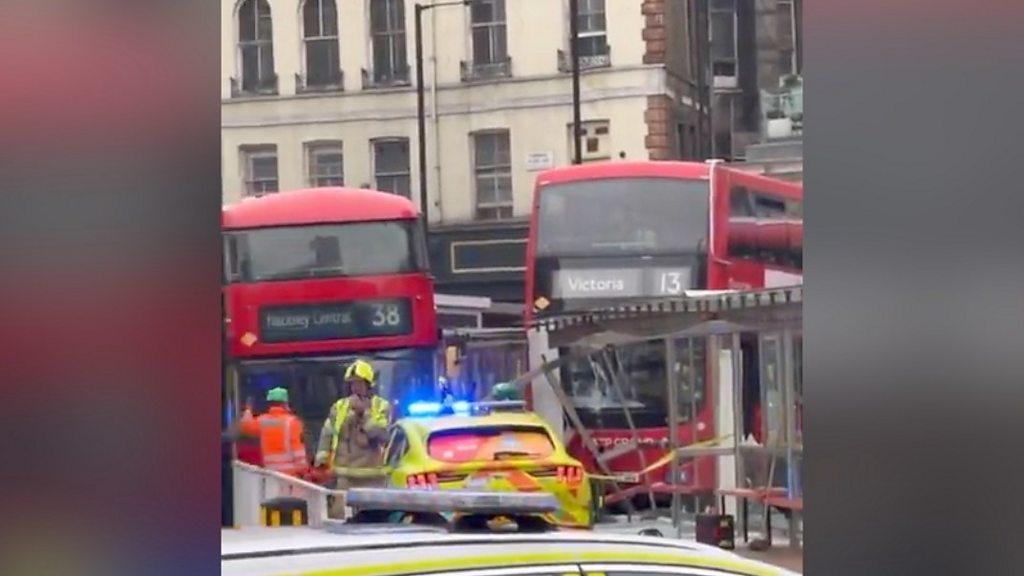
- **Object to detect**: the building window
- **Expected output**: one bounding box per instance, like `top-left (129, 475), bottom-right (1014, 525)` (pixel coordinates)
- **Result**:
top-left (709, 0), bottom-right (737, 88)
top-left (373, 138), bottom-right (411, 197)
top-left (777, 0), bottom-right (800, 76)
top-left (577, 0), bottom-right (608, 58)
top-left (306, 142), bottom-right (344, 187)
top-left (236, 0), bottom-right (277, 95)
top-left (241, 145), bottom-right (279, 196)
top-left (463, 0), bottom-right (510, 80)
top-left (473, 130), bottom-right (513, 220)
top-left (301, 0), bottom-right (341, 90)
top-left (367, 0), bottom-right (409, 86)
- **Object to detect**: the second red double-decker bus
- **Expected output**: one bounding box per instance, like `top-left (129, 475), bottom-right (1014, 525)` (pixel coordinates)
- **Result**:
top-left (223, 187), bottom-right (438, 450)
top-left (524, 161), bottom-right (802, 504)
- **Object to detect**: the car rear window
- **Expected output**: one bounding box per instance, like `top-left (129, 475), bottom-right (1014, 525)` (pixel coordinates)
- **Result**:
top-left (427, 426), bottom-right (556, 463)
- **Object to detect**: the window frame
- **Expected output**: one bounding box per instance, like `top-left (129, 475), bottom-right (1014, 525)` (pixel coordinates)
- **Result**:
top-left (575, 0), bottom-right (608, 58)
top-left (240, 144), bottom-right (279, 197)
top-left (469, 0), bottom-right (508, 65)
top-left (236, 0), bottom-right (277, 94)
top-left (372, 137), bottom-right (412, 198)
top-left (472, 130), bottom-right (513, 221)
top-left (305, 141), bottom-right (345, 188)
top-left (301, 0), bottom-right (342, 90)
top-left (368, 0), bottom-right (409, 85)
top-left (708, 0), bottom-right (738, 86)
top-left (777, 0), bottom-right (799, 76)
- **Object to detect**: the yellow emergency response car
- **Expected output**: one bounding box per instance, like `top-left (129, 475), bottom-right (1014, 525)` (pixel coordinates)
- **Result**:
top-left (382, 408), bottom-right (595, 528)
top-left (222, 526), bottom-right (798, 576)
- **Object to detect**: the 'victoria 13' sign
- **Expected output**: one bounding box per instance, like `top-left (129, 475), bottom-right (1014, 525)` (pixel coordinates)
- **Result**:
top-left (552, 267), bottom-right (692, 299)
top-left (259, 299), bottom-right (412, 343)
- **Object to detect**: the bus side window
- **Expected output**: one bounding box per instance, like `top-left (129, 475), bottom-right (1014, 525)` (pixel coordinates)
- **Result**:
top-left (729, 185), bottom-right (754, 217)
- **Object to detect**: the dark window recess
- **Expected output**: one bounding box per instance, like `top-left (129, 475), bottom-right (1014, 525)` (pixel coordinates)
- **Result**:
top-left (369, 0), bottom-right (408, 84)
top-left (238, 0), bottom-right (276, 93)
top-left (726, 185), bottom-right (802, 269)
top-left (451, 240), bottom-right (526, 273)
top-left (373, 139), bottom-right (411, 198)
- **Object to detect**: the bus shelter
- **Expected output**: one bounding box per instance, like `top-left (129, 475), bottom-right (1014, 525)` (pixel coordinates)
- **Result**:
top-left (523, 287), bottom-right (803, 547)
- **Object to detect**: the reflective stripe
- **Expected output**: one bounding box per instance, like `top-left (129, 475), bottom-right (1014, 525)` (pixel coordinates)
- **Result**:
top-left (278, 550), bottom-right (783, 576)
top-left (333, 466), bottom-right (387, 478)
top-left (328, 396), bottom-right (391, 463)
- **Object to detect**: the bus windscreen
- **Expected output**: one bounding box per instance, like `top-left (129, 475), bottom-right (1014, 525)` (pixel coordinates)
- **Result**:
top-left (536, 178), bottom-right (709, 257)
top-left (225, 220), bottom-right (427, 283)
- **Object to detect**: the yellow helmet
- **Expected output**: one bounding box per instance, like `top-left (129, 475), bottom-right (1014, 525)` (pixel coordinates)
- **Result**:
top-left (345, 359), bottom-right (376, 386)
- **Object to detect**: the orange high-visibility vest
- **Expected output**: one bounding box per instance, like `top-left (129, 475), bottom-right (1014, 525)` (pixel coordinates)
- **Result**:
top-left (256, 406), bottom-right (308, 476)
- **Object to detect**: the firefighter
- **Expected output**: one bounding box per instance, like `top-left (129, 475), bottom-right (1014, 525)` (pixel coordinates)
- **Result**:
top-left (314, 359), bottom-right (391, 517)
top-left (239, 388), bottom-right (309, 477)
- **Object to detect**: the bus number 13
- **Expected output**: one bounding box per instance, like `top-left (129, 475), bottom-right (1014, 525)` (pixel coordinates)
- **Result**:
top-left (371, 304), bottom-right (402, 327)
top-left (659, 272), bottom-right (684, 295)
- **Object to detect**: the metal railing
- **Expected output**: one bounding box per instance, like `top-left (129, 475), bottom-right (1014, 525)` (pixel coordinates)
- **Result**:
top-left (296, 70), bottom-right (344, 93)
top-left (460, 58), bottom-right (512, 82)
top-left (231, 460), bottom-right (347, 528)
top-left (557, 48), bottom-right (611, 73)
top-left (230, 75), bottom-right (279, 98)
top-left (361, 67), bottom-right (411, 89)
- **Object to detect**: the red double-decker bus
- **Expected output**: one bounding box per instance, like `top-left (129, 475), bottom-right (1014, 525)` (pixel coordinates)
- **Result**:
top-left (223, 188), bottom-right (438, 450)
top-left (524, 161), bottom-right (802, 503)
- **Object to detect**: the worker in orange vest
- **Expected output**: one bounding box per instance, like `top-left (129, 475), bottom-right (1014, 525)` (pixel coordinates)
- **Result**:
top-left (240, 388), bottom-right (309, 477)
top-left (235, 397), bottom-right (263, 466)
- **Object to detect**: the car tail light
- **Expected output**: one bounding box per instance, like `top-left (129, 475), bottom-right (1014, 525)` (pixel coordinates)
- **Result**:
top-left (406, 473), bottom-right (439, 489)
top-left (555, 465), bottom-right (584, 486)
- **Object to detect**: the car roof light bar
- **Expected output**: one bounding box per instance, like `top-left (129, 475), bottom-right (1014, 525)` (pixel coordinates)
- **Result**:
top-left (345, 488), bottom-right (559, 515)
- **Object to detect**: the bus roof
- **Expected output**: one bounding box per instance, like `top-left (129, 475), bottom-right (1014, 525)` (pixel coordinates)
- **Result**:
top-left (222, 187), bottom-right (419, 229)
top-left (535, 161), bottom-right (711, 187)
top-left (534, 161), bottom-right (802, 198)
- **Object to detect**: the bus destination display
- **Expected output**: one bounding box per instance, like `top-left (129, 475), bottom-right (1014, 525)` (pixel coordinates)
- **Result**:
top-left (259, 299), bottom-right (413, 343)
top-left (551, 267), bottom-right (692, 300)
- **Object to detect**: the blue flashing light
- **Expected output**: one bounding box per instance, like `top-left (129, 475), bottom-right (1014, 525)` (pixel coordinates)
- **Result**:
top-left (407, 400), bottom-right (472, 418)
top-left (407, 401), bottom-right (442, 417)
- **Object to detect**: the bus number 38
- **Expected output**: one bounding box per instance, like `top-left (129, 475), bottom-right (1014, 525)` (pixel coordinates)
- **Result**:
top-left (372, 304), bottom-right (402, 327)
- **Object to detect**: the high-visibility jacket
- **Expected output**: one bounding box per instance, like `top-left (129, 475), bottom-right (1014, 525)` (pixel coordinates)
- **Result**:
top-left (236, 407), bottom-right (263, 466)
top-left (242, 406), bottom-right (309, 476)
top-left (315, 395), bottom-right (390, 477)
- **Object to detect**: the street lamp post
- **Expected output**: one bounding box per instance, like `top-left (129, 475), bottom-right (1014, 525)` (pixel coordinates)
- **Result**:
top-left (569, 0), bottom-right (582, 164)
top-left (415, 1), bottom-right (471, 235)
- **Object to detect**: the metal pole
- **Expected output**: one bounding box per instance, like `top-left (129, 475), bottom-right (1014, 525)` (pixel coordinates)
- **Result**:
top-left (666, 337), bottom-right (681, 535)
top-left (730, 332), bottom-right (745, 536)
top-left (696, 0), bottom-right (711, 159)
top-left (569, 0), bottom-right (583, 164)
top-left (689, 0), bottom-right (704, 160)
top-left (782, 328), bottom-right (800, 548)
top-left (687, 337), bottom-right (698, 515)
top-left (415, 3), bottom-right (429, 231)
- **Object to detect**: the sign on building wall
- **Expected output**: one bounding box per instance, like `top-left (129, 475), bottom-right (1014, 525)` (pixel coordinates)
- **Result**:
top-left (525, 151), bottom-right (555, 171)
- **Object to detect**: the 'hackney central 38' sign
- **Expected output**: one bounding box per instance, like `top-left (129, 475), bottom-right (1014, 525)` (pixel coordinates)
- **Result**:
top-left (551, 267), bottom-right (693, 299)
top-left (259, 299), bottom-right (413, 343)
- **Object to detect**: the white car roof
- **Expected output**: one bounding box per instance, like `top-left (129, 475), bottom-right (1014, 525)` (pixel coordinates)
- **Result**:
top-left (222, 526), bottom-right (735, 559)
top-left (222, 527), bottom-right (799, 576)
